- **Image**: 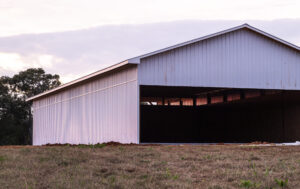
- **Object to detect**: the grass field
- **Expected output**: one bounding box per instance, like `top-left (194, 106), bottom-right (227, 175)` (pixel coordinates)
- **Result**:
top-left (0, 144), bottom-right (300, 189)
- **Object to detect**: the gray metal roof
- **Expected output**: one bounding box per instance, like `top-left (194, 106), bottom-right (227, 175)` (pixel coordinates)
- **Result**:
top-left (129, 23), bottom-right (299, 63)
top-left (27, 23), bottom-right (300, 101)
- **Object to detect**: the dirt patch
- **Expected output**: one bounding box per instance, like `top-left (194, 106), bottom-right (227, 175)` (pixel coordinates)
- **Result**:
top-left (43, 141), bottom-right (161, 147)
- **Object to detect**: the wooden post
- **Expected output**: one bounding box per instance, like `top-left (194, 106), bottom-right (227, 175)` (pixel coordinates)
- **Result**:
top-left (180, 98), bottom-right (183, 106)
top-left (207, 94), bottom-right (211, 104)
top-left (281, 91), bottom-right (285, 142)
top-left (240, 90), bottom-right (245, 100)
top-left (162, 97), bottom-right (165, 106)
top-left (193, 97), bottom-right (197, 106)
top-left (223, 92), bottom-right (228, 102)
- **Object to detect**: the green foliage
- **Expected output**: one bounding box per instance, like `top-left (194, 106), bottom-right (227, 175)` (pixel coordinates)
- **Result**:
top-left (0, 156), bottom-right (6, 163)
top-left (165, 168), bottom-right (179, 180)
top-left (108, 176), bottom-right (116, 184)
top-left (94, 143), bottom-right (106, 148)
top-left (240, 180), bottom-right (260, 188)
top-left (264, 168), bottom-right (271, 177)
top-left (274, 178), bottom-right (288, 188)
top-left (8, 68), bottom-right (61, 98)
top-left (203, 154), bottom-right (212, 160)
top-left (240, 180), bottom-right (252, 188)
top-left (140, 175), bottom-right (148, 179)
top-left (118, 146), bottom-right (124, 152)
top-left (77, 143), bottom-right (106, 148)
top-left (0, 68), bottom-right (61, 145)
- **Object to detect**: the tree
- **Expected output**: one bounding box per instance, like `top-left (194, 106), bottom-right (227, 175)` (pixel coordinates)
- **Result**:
top-left (0, 68), bottom-right (61, 145)
top-left (7, 68), bottom-right (61, 98)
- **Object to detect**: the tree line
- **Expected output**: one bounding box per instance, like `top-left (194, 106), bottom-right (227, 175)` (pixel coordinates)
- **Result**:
top-left (0, 68), bottom-right (61, 145)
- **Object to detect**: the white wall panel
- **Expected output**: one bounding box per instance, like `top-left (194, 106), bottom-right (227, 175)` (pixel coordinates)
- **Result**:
top-left (32, 65), bottom-right (138, 145)
top-left (139, 29), bottom-right (300, 90)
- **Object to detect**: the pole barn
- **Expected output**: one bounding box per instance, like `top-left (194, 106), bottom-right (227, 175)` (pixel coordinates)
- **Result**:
top-left (27, 24), bottom-right (300, 145)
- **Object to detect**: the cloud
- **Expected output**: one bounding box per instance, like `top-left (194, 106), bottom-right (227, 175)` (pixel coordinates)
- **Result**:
top-left (0, 0), bottom-right (299, 37)
top-left (0, 52), bottom-right (63, 78)
top-left (0, 19), bottom-right (299, 83)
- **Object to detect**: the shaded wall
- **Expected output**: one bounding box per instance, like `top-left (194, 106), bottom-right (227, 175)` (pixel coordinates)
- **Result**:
top-left (140, 92), bottom-right (300, 143)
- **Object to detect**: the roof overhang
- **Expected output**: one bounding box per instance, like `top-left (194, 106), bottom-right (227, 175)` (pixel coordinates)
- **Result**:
top-left (26, 60), bottom-right (136, 101)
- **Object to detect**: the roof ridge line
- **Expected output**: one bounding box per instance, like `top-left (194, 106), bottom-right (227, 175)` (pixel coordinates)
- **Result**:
top-left (128, 23), bottom-right (299, 62)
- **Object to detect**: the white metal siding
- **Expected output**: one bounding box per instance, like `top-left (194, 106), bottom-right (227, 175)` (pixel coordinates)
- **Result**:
top-left (138, 29), bottom-right (300, 90)
top-left (32, 65), bottom-right (138, 145)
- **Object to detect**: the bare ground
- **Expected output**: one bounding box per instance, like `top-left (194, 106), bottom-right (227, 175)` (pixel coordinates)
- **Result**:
top-left (0, 144), bottom-right (300, 189)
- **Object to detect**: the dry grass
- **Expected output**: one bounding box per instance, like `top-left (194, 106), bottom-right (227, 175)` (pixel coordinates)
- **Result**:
top-left (0, 144), bottom-right (300, 189)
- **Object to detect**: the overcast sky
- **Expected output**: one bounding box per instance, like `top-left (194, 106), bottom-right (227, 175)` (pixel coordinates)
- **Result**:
top-left (0, 0), bottom-right (299, 82)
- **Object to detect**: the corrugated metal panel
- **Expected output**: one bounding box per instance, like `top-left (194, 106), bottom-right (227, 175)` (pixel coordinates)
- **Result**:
top-left (32, 65), bottom-right (138, 145)
top-left (138, 28), bottom-right (300, 90)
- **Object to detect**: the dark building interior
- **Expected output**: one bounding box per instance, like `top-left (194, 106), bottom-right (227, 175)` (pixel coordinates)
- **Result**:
top-left (140, 85), bottom-right (300, 143)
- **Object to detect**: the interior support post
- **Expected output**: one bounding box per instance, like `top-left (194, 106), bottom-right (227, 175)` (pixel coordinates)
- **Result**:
top-left (240, 90), bottom-right (245, 100)
top-left (207, 94), bottom-right (211, 104)
top-left (193, 97), bottom-right (197, 106)
top-left (223, 92), bottom-right (228, 102)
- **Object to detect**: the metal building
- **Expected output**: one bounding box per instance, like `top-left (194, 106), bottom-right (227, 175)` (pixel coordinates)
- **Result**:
top-left (27, 24), bottom-right (300, 145)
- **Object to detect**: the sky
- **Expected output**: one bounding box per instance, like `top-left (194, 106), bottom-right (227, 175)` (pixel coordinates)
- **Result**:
top-left (0, 0), bottom-right (299, 83)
